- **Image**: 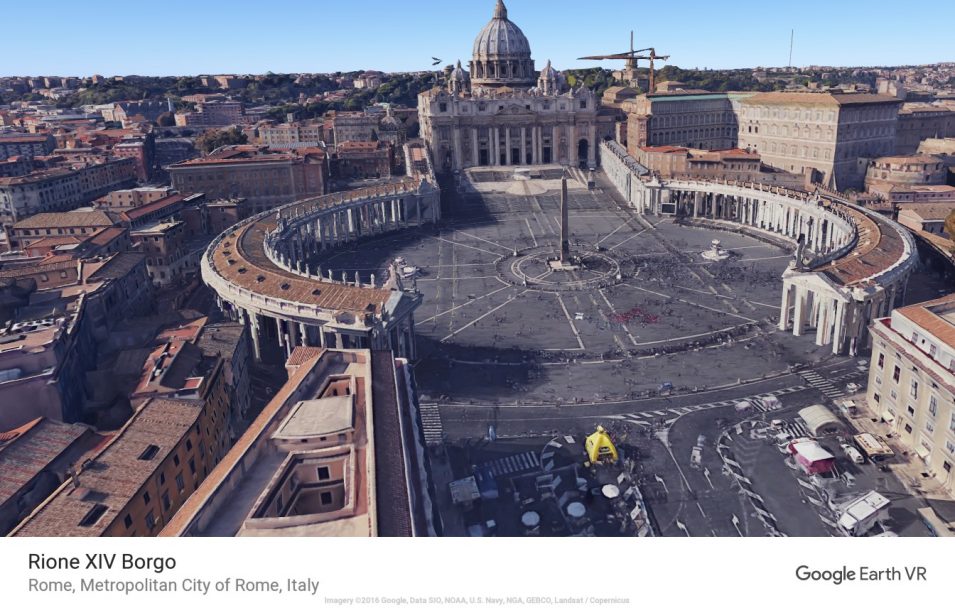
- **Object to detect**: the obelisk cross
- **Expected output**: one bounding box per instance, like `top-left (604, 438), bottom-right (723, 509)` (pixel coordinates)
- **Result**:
top-left (560, 176), bottom-right (570, 264)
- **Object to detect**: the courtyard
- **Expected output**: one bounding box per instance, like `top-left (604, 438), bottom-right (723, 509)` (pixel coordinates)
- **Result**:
top-left (317, 170), bottom-right (834, 406)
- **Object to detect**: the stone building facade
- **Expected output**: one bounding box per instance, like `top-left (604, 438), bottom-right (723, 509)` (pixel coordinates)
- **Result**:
top-left (865, 295), bottom-right (955, 498)
top-left (168, 146), bottom-right (327, 214)
top-left (622, 91), bottom-right (747, 154)
top-left (418, 1), bottom-right (599, 172)
top-left (895, 104), bottom-right (955, 154)
top-left (0, 157), bottom-right (137, 231)
top-left (736, 92), bottom-right (903, 190)
top-left (865, 154), bottom-right (948, 191)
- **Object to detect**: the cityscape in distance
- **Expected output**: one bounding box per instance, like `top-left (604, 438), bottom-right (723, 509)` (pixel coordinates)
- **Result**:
top-left (1, 0), bottom-right (954, 538)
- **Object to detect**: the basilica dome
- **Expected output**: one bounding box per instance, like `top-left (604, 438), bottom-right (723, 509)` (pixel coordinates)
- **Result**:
top-left (470, 1), bottom-right (536, 89)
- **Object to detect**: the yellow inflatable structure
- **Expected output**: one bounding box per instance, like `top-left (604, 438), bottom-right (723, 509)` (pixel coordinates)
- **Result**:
top-left (585, 426), bottom-right (619, 464)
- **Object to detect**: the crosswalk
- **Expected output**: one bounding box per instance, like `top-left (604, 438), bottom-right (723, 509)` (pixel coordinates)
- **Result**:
top-left (476, 450), bottom-right (541, 478)
top-left (609, 385), bottom-right (805, 425)
top-left (772, 419), bottom-right (810, 439)
top-left (417, 402), bottom-right (445, 446)
top-left (798, 370), bottom-right (846, 401)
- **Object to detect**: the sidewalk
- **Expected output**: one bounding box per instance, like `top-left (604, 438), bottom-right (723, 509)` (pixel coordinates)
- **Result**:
top-left (847, 392), bottom-right (948, 502)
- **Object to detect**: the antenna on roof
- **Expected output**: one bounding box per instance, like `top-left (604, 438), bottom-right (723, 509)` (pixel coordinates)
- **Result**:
top-left (788, 29), bottom-right (794, 71)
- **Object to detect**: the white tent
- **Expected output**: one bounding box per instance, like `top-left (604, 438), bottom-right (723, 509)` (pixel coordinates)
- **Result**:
top-left (798, 405), bottom-right (844, 436)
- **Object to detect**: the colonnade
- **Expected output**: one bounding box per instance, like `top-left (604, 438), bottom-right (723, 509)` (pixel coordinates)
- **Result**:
top-left (599, 140), bottom-right (919, 356)
top-left (224, 303), bottom-right (417, 364)
top-left (202, 177), bottom-right (440, 364)
top-left (268, 192), bottom-right (435, 280)
top-left (445, 122), bottom-right (597, 171)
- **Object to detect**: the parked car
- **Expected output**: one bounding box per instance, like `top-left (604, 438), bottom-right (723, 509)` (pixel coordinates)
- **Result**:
top-left (838, 400), bottom-right (859, 418)
top-left (760, 395), bottom-right (782, 410)
top-left (734, 399), bottom-right (753, 412)
top-left (841, 443), bottom-right (865, 464)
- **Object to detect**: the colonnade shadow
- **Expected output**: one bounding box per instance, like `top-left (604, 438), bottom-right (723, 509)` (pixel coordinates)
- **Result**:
top-left (412, 334), bottom-right (555, 404)
top-left (309, 183), bottom-right (509, 285)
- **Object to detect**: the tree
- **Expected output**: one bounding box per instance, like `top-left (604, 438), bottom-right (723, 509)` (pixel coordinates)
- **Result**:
top-left (945, 210), bottom-right (955, 251)
top-left (195, 127), bottom-right (248, 155)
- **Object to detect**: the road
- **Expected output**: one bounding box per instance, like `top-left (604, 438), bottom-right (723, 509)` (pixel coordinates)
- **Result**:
top-left (430, 356), bottom-right (867, 440)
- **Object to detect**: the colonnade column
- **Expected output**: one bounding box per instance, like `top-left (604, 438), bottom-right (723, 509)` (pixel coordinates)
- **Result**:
top-left (452, 129), bottom-right (463, 171)
top-left (491, 128), bottom-right (498, 166)
top-left (520, 127), bottom-right (527, 165)
top-left (249, 310), bottom-right (263, 361)
top-left (793, 287), bottom-right (808, 336)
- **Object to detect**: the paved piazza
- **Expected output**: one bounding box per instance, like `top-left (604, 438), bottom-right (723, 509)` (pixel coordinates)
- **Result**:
top-left (317, 172), bottom-right (834, 406)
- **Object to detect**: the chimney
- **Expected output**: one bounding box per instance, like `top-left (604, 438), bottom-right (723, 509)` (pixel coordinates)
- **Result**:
top-left (68, 467), bottom-right (80, 489)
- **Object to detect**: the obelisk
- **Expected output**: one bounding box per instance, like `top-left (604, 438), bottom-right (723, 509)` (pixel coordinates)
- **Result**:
top-left (560, 175), bottom-right (569, 264)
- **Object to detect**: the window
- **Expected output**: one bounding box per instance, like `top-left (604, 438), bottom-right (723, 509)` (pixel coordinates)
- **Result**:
top-left (873, 393), bottom-right (880, 402)
top-left (176, 473), bottom-right (185, 492)
top-left (162, 492), bottom-right (170, 511)
top-left (945, 461), bottom-right (952, 473)
top-left (904, 423), bottom-right (913, 434)
top-left (439, 102), bottom-right (447, 112)
top-left (926, 420), bottom-right (935, 433)
top-left (907, 405), bottom-right (916, 416)
top-left (892, 366), bottom-right (900, 382)
top-left (929, 396), bottom-right (938, 417)
top-left (159, 472), bottom-right (165, 485)
top-left (950, 413), bottom-right (955, 433)
top-left (145, 511), bottom-right (156, 531)
top-left (318, 466), bottom-right (330, 480)
top-left (946, 441), bottom-right (955, 456)
top-left (188, 458), bottom-right (196, 475)
top-left (910, 380), bottom-right (918, 399)
top-left (186, 439), bottom-right (193, 452)
top-left (143, 492), bottom-right (151, 505)
top-left (173, 454), bottom-right (180, 467)
top-left (138, 444), bottom-right (159, 460)
top-left (877, 353), bottom-right (884, 369)
top-left (320, 492), bottom-right (333, 506)
top-left (79, 504), bottom-right (108, 527)
top-left (123, 514), bottom-right (133, 529)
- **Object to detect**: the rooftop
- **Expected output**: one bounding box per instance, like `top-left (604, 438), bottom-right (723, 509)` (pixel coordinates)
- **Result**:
top-left (86, 252), bottom-right (145, 282)
top-left (272, 395), bottom-right (354, 440)
top-left (874, 154), bottom-right (943, 165)
top-left (0, 417), bottom-right (97, 509)
top-left (897, 201), bottom-right (955, 220)
top-left (741, 91), bottom-right (903, 107)
top-left (11, 398), bottom-right (204, 537)
top-left (160, 349), bottom-right (381, 537)
top-left (208, 184), bottom-right (423, 315)
top-left (12, 209), bottom-right (114, 230)
top-left (120, 193), bottom-right (193, 222)
top-left (818, 203), bottom-right (907, 287)
top-left (0, 134), bottom-right (52, 144)
top-left (897, 293), bottom-right (955, 350)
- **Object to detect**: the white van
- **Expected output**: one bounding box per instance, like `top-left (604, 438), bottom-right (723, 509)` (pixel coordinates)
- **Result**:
top-left (838, 400), bottom-right (859, 418)
top-left (841, 443), bottom-right (865, 464)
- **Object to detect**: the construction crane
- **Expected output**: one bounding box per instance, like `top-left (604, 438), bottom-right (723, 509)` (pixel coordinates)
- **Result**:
top-left (578, 31), bottom-right (669, 93)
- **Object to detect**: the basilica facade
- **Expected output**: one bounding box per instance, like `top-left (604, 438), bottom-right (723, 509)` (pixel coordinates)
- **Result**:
top-left (418, 0), bottom-right (599, 173)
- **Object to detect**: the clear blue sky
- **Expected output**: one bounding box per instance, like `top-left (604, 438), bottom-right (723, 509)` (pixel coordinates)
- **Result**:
top-left (2, 0), bottom-right (951, 76)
